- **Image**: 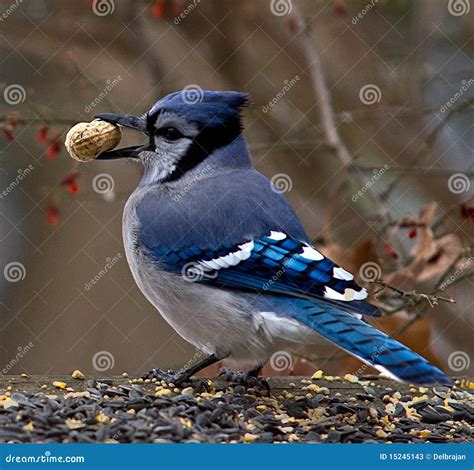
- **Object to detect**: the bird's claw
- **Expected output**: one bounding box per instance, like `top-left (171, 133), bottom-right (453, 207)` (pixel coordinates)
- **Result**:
top-left (142, 368), bottom-right (183, 385)
top-left (218, 367), bottom-right (270, 393)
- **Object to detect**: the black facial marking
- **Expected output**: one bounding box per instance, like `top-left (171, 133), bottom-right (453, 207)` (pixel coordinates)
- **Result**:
top-left (163, 120), bottom-right (242, 183)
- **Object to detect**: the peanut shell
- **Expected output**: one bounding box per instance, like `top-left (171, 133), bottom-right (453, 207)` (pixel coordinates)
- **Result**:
top-left (65, 120), bottom-right (121, 162)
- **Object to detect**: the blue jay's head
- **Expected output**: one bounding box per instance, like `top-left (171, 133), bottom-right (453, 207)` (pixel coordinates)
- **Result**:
top-left (95, 90), bottom-right (249, 182)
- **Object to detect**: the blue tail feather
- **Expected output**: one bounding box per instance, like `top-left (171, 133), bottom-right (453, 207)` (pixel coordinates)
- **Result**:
top-left (287, 299), bottom-right (451, 385)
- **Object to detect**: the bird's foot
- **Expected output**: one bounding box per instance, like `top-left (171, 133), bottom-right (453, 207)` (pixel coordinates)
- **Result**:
top-left (218, 367), bottom-right (270, 394)
top-left (141, 368), bottom-right (210, 392)
top-left (142, 368), bottom-right (188, 385)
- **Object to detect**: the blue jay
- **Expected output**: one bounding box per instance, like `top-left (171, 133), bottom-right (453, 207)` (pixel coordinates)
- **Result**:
top-left (95, 90), bottom-right (450, 386)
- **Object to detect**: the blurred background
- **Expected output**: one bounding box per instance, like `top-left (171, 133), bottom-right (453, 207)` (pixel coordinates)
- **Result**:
top-left (0, 0), bottom-right (472, 379)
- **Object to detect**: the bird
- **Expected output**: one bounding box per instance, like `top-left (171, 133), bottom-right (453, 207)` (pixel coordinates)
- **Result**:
top-left (94, 90), bottom-right (450, 387)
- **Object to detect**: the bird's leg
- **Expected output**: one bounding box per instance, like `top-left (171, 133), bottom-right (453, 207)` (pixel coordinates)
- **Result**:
top-left (142, 353), bottom-right (220, 385)
top-left (218, 362), bottom-right (269, 392)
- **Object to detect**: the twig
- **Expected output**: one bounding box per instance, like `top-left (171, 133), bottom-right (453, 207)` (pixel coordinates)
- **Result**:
top-left (370, 280), bottom-right (456, 307)
top-left (292, 7), bottom-right (390, 224)
top-left (352, 165), bottom-right (474, 178)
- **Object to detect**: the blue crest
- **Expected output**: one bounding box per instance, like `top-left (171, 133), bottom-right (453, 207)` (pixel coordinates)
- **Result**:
top-left (148, 89), bottom-right (250, 131)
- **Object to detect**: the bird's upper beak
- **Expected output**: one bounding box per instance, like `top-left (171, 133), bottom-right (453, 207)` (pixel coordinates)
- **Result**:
top-left (94, 112), bottom-right (148, 160)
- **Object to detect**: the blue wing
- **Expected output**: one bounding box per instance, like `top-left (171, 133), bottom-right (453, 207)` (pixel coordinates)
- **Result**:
top-left (148, 230), bottom-right (379, 317)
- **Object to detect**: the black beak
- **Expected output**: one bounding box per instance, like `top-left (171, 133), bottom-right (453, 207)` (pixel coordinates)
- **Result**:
top-left (94, 113), bottom-right (148, 160)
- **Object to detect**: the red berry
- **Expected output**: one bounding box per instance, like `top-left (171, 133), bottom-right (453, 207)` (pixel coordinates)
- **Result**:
top-left (37, 125), bottom-right (49, 144)
top-left (2, 128), bottom-right (14, 141)
top-left (152, 0), bottom-right (166, 18)
top-left (46, 204), bottom-right (60, 225)
top-left (333, 1), bottom-right (347, 15)
top-left (172, 0), bottom-right (184, 16)
top-left (46, 139), bottom-right (61, 160)
top-left (61, 172), bottom-right (80, 194)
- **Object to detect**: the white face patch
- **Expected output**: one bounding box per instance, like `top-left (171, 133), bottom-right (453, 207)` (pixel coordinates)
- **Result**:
top-left (140, 111), bottom-right (200, 183)
top-left (300, 245), bottom-right (324, 261)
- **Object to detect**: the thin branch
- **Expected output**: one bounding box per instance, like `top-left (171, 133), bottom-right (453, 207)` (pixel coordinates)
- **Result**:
top-left (352, 165), bottom-right (474, 178)
top-left (423, 97), bottom-right (474, 152)
top-left (370, 280), bottom-right (455, 307)
top-left (292, 7), bottom-right (390, 224)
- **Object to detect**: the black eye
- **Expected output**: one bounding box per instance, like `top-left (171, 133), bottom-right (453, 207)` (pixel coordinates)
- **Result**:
top-left (159, 127), bottom-right (183, 141)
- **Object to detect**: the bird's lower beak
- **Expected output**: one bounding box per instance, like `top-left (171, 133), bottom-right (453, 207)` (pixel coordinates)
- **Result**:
top-left (94, 112), bottom-right (148, 160)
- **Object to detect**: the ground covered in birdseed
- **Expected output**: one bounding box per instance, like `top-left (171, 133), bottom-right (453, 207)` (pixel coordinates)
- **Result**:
top-left (0, 374), bottom-right (473, 443)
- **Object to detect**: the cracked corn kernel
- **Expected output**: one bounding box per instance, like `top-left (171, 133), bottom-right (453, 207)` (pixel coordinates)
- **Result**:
top-left (280, 426), bottom-right (294, 433)
top-left (368, 407), bottom-right (378, 419)
top-left (155, 388), bottom-right (173, 397)
top-left (311, 370), bottom-right (324, 379)
top-left (95, 411), bottom-right (110, 424)
top-left (243, 433), bottom-right (259, 442)
top-left (22, 421), bottom-right (34, 431)
top-left (71, 369), bottom-right (85, 380)
top-left (52, 381), bottom-right (67, 389)
top-left (344, 374), bottom-right (359, 383)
